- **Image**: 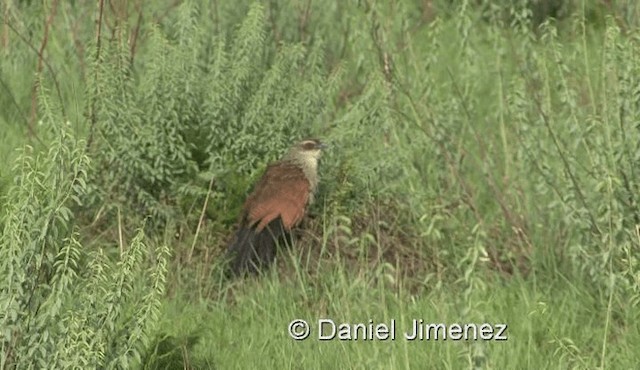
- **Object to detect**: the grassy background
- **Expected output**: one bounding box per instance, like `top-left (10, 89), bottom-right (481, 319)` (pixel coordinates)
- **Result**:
top-left (1, 0), bottom-right (639, 369)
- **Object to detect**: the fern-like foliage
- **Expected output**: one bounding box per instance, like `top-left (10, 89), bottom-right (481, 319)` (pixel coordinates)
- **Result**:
top-left (0, 86), bottom-right (89, 368)
top-left (85, 2), bottom-right (339, 228)
top-left (0, 84), bottom-right (169, 369)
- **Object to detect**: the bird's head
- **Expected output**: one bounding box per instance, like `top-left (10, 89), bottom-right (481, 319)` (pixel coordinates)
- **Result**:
top-left (287, 139), bottom-right (327, 162)
top-left (283, 138), bottom-right (327, 172)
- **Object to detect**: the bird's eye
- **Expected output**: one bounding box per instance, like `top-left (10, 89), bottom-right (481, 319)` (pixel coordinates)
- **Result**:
top-left (302, 141), bottom-right (317, 150)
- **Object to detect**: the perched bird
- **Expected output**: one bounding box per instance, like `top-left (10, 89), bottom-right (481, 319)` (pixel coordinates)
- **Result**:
top-left (225, 138), bottom-right (326, 276)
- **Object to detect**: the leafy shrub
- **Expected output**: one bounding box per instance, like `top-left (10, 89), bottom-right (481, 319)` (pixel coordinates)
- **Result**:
top-left (84, 3), bottom-right (340, 230)
top-left (0, 89), bottom-right (169, 369)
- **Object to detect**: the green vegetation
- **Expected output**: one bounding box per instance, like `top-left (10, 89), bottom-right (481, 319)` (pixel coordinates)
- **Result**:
top-left (1, 0), bottom-right (639, 368)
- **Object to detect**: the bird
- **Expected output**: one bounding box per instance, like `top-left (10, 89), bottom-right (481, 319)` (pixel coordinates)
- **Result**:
top-left (225, 138), bottom-right (327, 276)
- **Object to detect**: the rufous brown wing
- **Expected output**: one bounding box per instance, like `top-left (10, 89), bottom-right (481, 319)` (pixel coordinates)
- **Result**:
top-left (225, 162), bottom-right (311, 276)
top-left (244, 162), bottom-right (310, 231)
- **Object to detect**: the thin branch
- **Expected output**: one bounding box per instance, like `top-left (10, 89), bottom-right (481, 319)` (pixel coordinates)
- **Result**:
top-left (87, 0), bottom-right (106, 150)
top-left (5, 10), bottom-right (66, 137)
top-left (395, 89), bottom-right (484, 226)
top-left (298, 0), bottom-right (312, 43)
top-left (29, 0), bottom-right (61, 135)
top-left (0, 75), bottom-right (35, 139)
top-left (188, 176), bottom-right (216, 263)
top-left (446, 67), bottom-right (527, 236)
top-left (118, 206), bottom-right (125, 255)
top-left (129, 0), bottom-right (144, 68)
top-left (531, 91), bottom-right (602, 237)
top-left (1, 1), bottom-right (9, 50)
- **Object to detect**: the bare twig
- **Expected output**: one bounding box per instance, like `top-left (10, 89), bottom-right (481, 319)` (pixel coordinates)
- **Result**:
top-left (446, 67), bottom-right (528, 239)
top-left (1, 1), bottom-right (9, 50)
top-left (5, 9), bottom-right (65, 141)
top-left (129, 0), bottom-right (144, 67)
top-left (188, 176), bottom-right (216, 263)
top-left (0, 75), bottom-right (37, 142)
top-left (531, 91), bottom-right (602, 237)
top-left (298, 0), bottom-right (312, 43)
top-left (268, 0), bottom-right (281, 46)
top-left (396, 92), bottom-right (484, 225)
top-left (212, 0), bottom-right (219, 35)
top-left (118, 206), bottom-right (124, 255)
top-left (86, 0), bottom-right (106, 150)
top-left (28, 0), bottom-right (60, 135)
top-left (617, 104), bottom-right (640, 225)
top-left (366, 0), bottom-right (394, 84)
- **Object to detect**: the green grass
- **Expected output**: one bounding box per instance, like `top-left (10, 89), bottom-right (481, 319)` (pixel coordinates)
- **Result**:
top-left (1, 0), bottom-right (640, 369)
top-left (153, 267), bottom-right (639, 369)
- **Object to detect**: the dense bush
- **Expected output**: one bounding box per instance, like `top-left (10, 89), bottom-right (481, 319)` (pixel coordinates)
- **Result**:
top-left (0, 0), bottom-right (639, 368)
top-left (85, 3), bottom-right (342, 227)
top-left (0, 91), bottom-right (169, 368)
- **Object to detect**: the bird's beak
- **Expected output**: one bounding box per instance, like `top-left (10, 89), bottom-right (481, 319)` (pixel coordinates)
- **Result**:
top-left (318, 142), bottom-right (328, 150)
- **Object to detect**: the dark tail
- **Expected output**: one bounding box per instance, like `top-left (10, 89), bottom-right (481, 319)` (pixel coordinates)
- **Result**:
top-left (225, 218), bottom-right (289, 277)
